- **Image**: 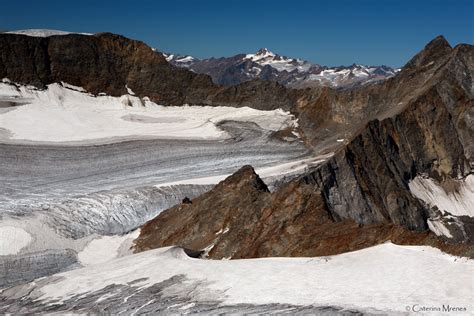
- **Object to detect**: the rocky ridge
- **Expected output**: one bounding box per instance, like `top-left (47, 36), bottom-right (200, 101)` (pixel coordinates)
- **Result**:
top-left (0, 32), bottom-right (294, 111)
top-left (134, 36), bottom-right (474, 258)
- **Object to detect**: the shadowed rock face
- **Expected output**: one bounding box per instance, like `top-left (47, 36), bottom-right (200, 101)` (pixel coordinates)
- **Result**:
top-left (134, 37), bottom-right (474, 258)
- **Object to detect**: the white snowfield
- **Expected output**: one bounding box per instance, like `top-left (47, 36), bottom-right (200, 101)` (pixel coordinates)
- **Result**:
top-left (0, 226), bottom-right (32, 255)
top-left (0, 82), bottom-right (296, 143)
top-left (4, 29), bottom-right (92, 37)
top-left (78, 230), bottom-right (139, 266)
top-left (33, 243), bottom-right (474, 313)
top-left (409, 175), bottom-right (474, 217)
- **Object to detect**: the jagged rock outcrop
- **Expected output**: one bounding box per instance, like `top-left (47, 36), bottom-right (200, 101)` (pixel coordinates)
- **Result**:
top-left (134, 37), bottom-right (474, 257)
top-left (0, 32), bottom-right (295, 110)
top-left (134, 166), bottom-right (474, 258)
top-left (299, 38), bottom-right (473, 235)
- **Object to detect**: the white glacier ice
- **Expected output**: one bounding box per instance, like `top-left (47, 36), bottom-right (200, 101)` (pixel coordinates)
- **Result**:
top-left (5, 243), bottom-right (471, 314)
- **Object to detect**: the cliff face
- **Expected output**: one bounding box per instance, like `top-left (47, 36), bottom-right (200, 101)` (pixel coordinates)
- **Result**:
top-left (0, 32), bottom-right (294, 110)
top-left (304, 85), bottom-right (470, 231)
top-left (134, 38), bottom-right (474, 258)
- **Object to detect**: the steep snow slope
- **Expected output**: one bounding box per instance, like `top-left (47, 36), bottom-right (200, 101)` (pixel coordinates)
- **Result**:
top-left (409, 175), bottom-right (474, 240)
top-left (409, 175), bottom-right (474, 217)
top-left (0, 243), bottom-right (471, 314)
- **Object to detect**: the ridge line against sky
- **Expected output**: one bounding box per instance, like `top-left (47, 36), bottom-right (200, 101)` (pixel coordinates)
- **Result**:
top-left (1, 0), bottom-right (473, 67)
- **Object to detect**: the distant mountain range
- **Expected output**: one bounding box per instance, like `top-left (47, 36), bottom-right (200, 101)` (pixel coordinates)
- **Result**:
top-left (164, 48), bottom-right (399, 89)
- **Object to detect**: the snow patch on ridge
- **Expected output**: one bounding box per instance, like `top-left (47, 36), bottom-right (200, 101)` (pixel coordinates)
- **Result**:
top-left (5, 29), bottom-right (92, 37)
top-left (0, 226), bottom-right (32, 255)
top-left (427, 219), bottom-right (453, 238)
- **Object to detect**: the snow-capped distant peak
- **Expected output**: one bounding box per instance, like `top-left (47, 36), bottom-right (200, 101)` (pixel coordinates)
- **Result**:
top-left (5, 29), bottom-right (92, 37)
top-left (163, 53), bottom-right (196, 68)
top-left (242, 48), bottom-right (316, 73)
top-left (256, 48), bottom-right (272, 55)
top-left (176, 56), bottom-right (195, 63)
top-left (162, 53), bottom-right (174, 62)
top-left (245, 48), bottom-right (276, 62)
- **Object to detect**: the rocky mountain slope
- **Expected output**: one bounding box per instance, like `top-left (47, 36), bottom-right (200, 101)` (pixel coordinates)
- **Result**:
top-left (134, 36), bottom-right (474, 258)
top-left (164, 48), bottom-right (398, 89)
top-left (0, 32), bottom-right (294, 110)
top-left (134, 166), bottom-right (473, 258)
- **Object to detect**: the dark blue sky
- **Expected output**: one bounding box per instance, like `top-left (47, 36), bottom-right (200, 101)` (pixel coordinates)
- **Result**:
top-left (1, 0), bottom-right (472, 67)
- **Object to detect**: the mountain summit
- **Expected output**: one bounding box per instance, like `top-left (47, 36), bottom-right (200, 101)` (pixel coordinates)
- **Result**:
top-left (253, 47), bottom-right (275, 57)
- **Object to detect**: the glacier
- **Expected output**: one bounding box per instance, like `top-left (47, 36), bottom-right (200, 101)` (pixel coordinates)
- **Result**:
top-left (0, 81), bottom-right (313, 287)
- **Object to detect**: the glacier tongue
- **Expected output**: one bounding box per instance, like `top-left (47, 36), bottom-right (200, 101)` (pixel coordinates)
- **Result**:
top-left (0, 184), bottom-right (211, 287)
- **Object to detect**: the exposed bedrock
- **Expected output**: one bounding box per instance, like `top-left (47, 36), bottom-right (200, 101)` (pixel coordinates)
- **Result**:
top-left (134, 166), bottom-right (474, 259)
top-left (307, 85), bottom-right (471, 232)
